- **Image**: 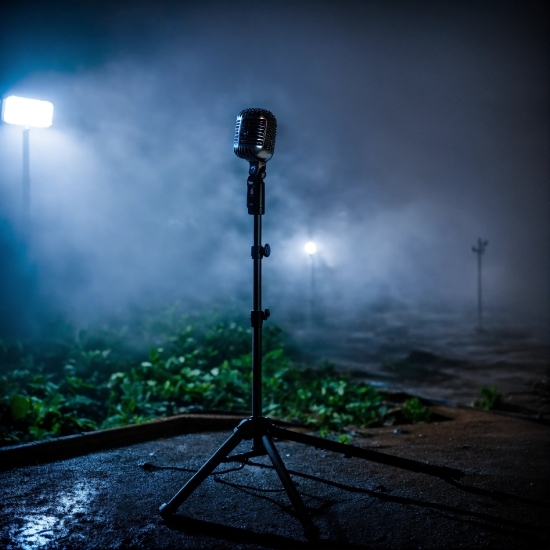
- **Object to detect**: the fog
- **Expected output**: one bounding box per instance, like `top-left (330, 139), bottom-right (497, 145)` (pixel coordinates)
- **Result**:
top-left (0, 0), bottom-right (548, 336)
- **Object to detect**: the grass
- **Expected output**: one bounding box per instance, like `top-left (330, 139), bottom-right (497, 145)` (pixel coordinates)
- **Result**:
top-left (1, 313), bottom-right (432, 446)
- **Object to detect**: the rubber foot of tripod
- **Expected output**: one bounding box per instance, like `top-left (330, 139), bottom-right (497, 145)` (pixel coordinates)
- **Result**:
top-left (304, 524), bottom-right (320, 542)
top-left (159, 503), bottom-right (173, 517)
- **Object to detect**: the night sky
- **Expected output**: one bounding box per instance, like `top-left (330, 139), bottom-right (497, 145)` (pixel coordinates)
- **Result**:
top-left (0, 0), bottom-right (548, 335)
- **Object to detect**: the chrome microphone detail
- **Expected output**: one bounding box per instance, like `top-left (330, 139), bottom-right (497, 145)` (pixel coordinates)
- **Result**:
top-left (234, 108), bottom-right (277, 162)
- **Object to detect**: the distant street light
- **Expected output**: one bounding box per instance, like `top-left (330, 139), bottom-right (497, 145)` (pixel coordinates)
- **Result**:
top-left (1, 95), bottom-right (54, 236)
top-left (304, 241), bottom-right (316, 255)
top-left (305, 242), bottom-right (316, 327)
top-left (472, 238), bottom-right (488, 330)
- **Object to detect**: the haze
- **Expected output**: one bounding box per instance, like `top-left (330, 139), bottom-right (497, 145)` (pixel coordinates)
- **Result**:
top-left (0, 0), bottom-right (548, 336)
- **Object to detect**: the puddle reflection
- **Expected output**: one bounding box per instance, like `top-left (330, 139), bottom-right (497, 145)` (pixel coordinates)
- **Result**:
top-left (9, 481), bottom-right (97, 549)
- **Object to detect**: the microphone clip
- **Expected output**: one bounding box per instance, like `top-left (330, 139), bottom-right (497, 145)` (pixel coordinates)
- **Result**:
top-left (247, 161), bottom-right (266, 216)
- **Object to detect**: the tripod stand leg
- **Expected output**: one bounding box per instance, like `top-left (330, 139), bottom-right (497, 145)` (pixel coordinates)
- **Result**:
top-left (269, 424), bottom-right (463, 480)
top-left (159, 428), bottom-right (244, 517)
top-left (262, 434), bottom-right (319, 541)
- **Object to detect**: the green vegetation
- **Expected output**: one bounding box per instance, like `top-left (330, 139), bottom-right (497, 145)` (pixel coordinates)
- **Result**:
top-left (477, 385), bottom-right (504, 411)
top-left (1, 317), bottom-right (432, 446)
top-left (401, 397), bottom-right (432, 423)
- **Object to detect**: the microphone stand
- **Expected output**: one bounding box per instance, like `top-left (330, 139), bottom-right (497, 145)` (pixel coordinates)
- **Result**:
top-left (159, 162), bottom-right (463, 541)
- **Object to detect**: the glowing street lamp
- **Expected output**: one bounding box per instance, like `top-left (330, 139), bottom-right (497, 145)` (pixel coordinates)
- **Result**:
top-left (2, 96), bottom-right (54, 128)
top-left (304, 241), bottom-right (316, 327)
top-left (304, 241), bottom-right (316, 255)
top-left (1, 95), bottom-right (54, 236)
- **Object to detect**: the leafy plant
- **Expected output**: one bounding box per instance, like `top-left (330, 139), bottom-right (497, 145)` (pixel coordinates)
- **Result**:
top-left (0, 316), bottom-right (434, 446)
top-left (478, 386), bottom-right (504, 411)
top-left (10, 394), bottom-right (30, 420)
top-left (402, 397), bottom-right (432, 423)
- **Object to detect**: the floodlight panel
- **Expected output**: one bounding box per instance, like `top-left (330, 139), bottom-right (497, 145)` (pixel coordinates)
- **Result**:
top-left (305, 242), bottom-right (317, 254)
top-left (2, 96), bottom-right (54, 128)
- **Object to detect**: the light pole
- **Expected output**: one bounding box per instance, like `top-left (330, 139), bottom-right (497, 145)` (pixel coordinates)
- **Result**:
top-left (472, 238), bottom-right (488, 330)
top-left (304, 241), bottom-right (316, 327)
top-left (1, 95), bottom-right (54, 237)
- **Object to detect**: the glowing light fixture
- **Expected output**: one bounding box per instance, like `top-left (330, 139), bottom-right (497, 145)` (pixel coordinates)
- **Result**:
top-left (1, 95), bottom-right (54, 237)
top-left (304, 241), bottom-right (317, 255)
top-left (2, 95), bottom-right (54, 128)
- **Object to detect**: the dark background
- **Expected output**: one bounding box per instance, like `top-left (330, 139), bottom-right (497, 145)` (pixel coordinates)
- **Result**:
top-left (0, 0), bottom-right (548, 336)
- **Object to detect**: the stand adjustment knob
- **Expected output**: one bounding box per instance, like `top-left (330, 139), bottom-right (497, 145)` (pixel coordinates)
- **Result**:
top-left (250, 309), bottom-right (270, 326)
top-left (250, 244), bottom-right (271, 259)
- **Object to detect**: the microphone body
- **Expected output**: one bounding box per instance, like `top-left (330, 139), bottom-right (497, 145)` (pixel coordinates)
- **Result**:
top-left (234, 108), bottom-right (277, 163)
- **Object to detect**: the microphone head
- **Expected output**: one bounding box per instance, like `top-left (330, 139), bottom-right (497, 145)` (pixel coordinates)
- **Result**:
top-left (234, 108), bottom-right (277, 162)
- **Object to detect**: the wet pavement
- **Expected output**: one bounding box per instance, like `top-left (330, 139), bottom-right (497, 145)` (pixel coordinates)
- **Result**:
top-left (1, 406), bottom-right (549, 549)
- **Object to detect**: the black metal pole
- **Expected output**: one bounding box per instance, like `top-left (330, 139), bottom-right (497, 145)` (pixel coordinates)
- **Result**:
top-left (252, 212), bottom-right (262, 420)
top-left (247, 161), bottom-right (268, 452)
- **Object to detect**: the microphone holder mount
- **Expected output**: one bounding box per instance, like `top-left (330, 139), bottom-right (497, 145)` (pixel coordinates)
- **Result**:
top-left (158, 161), bottom-right (464, 542)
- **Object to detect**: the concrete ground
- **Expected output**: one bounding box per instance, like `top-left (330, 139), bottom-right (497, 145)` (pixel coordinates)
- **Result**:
top-left (1, 406), bottom-right (548, 549)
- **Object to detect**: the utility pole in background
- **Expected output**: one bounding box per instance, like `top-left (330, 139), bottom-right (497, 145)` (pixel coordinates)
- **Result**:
top-left (472, 238), bottom-right (488, 330)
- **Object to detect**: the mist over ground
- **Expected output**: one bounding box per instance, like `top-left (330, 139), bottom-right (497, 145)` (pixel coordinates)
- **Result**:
top-left (0, 0), bottom-right (548, 337)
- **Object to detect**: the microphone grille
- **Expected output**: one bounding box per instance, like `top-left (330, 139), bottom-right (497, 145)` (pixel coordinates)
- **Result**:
top-left (234, 108), bottom-right (277, 162)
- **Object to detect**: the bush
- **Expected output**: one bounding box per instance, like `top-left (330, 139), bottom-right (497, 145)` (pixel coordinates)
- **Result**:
top-left (478, 386), bottom-right (504, 411)
top-left (402, 397), bottom-right (432, 423)
top-left (0, 318), bottom-right (432, 446)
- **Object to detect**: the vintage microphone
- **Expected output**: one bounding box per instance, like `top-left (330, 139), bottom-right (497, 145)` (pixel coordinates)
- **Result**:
top-left (157, 108), bottom-right (463, 541)
top-left (234, 107), bottom-right (277, 163)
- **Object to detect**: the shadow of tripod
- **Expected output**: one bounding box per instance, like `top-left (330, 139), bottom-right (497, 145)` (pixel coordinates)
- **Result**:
top-left (159, 109), bottom-right (463, 541)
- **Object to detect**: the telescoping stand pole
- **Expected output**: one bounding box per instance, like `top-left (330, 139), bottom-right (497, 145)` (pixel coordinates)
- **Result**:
top-left (248, 161), bottom-right (270, 443)
top-left (158, 112), bottom-right (463, 542)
